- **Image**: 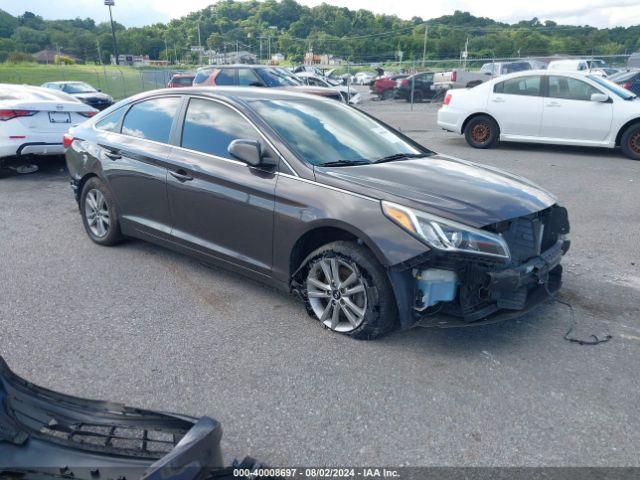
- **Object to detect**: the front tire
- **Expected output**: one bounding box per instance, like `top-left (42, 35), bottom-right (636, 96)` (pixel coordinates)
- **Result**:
top-left (80, 177), bottom-right (124, 246)
top-left (302, 241), bottom-right (397, 340)
top-left (621, 123), bottom-right (640, 160)
top-left (464, 115), bottom-right (499, 149)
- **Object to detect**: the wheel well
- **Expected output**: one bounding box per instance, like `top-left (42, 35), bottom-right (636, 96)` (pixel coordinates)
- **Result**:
top-left (289, 227), bottom-right (359, 278)
top-left (615, 119), bottom-right (640, 146)
top-left (76, 173), bottom-right (98, 203)
top-left (462, 112), bottom-right (500, 135)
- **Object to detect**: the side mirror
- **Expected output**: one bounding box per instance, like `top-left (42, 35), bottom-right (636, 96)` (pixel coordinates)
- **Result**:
top-left (228, 139), bottom-right (263, 167)
top-left (591, 93), bottom-right (609, 102)
top-left (97, 89), bottom-right (102, 92)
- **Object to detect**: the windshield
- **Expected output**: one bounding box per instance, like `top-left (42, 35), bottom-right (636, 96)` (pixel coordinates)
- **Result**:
top-left (259, 68), bottom-right (301, 87)
top-left (587, 74), bottom-right (636, 100)
top-left (62, 82), bottom-right (97, 94)
top-left (503, 62), bottom-right (531, 74)
top-left (251, 99), bottom-right (423, 166)
top-left (587, 59), bottom-right (608, 69)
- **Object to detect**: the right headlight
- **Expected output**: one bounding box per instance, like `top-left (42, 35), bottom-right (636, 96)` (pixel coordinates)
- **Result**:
top-left (382, 201), bottom-right (511, 261)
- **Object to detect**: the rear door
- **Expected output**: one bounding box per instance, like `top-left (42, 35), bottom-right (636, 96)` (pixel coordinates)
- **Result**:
top-left (488, 75), bottom-right (543, 137)
top-left (166, 97), bottom-right (278, 275)
top-left (99, 96), bottom-right (182, 238)
top-left (540, 75), bottom-right (613, 142)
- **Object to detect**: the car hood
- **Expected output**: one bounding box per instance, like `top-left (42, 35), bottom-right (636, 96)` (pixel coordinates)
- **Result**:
top-left (315, 154), bottom-right (557, 227)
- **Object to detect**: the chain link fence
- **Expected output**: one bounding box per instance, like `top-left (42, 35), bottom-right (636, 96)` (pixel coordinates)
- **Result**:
top-left (0, 65), bottom-right (181, 100)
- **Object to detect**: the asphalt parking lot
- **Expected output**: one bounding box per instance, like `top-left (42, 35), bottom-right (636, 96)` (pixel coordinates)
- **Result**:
top-left (1, 95), bottom-right (639, 467)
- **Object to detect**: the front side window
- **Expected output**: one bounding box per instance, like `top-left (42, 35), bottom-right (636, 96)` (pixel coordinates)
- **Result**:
top-left (257, 68), bottom-right (300, 87)
top-left (95, 107), bottom-right (126, 132)
top-left (250, 98), bottom-right (422, 166)
top-left (121, 97), bottom-right (181, 143)
top-left (215, 69), bottom-right (236, 86)
top-left (548, 76), bottom-right (599, 101)
top-left (494, 76), bottom-right (541, 96)
top-left (238, 69), bottom-right (263, 86)
top-left (181, 98), bottom-right (261, 158)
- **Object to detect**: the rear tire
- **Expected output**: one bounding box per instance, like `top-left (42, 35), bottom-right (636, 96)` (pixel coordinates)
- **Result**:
top-left (301, 241), bottom-right (398, 340)
top-left (621, 123), bottom-right (640, 160)
top-left (80, 177), bottom-right (124, 246)
top-left (464, 115), bottom-right (499, 149)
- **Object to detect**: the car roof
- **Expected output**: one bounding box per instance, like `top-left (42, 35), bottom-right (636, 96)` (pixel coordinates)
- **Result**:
top-left (197, 64), bottom-right (265, 71)
top-left (490, 69), bottom-right (596, 82)
top-left (126, 86), bottom-right (339, 103)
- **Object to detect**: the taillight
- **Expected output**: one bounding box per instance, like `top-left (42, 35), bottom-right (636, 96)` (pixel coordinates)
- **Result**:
top-left (451, 71), bottom-right (457, 82)
top-left (622, 82), bottom-right (633, 90)
top-left (0, 109), bottom-right (37, 121)
top-left (78, 111), bottom-right (97, 118)
top-left (443, 93), bottom-right (452, 105)
top-left (62, 133), bottom-right (74, 149)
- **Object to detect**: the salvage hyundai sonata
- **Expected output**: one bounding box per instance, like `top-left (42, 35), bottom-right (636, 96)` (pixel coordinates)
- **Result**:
top-left (65, 87), bottom-right (570, 339)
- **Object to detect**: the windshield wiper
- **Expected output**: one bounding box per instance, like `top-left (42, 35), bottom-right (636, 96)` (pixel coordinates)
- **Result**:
top-left (372, 153), bottom-right (427, 164)
top-left (320, 159), bottom-right (371, 167)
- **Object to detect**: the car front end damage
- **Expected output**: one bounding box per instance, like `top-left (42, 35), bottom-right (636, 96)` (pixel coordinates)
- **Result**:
top-left (387, 204), bottom-right (570, 328)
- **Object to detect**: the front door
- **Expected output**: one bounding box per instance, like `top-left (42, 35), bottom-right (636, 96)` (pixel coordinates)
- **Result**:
top-left (487, 74), bottom-right (544, 137)
top-left (166, 97), bottom-right (277, 275)
top-left (540, 75), bottom-right (613, 142)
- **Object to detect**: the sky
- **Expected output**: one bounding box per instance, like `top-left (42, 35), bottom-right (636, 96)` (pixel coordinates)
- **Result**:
top-left (1, 0), bottom-right (639, 28)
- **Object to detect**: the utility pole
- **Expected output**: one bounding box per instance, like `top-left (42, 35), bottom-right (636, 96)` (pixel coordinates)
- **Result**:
top-left (422, 24), bottom-right (428, 68)
top-left (164, 35), bottom-right (169, 64)
top-left (96, 38), bottom-right (103, 66)
top-left (197, 22), bottom-right (202, 65)
top-left (105, 0), bottom-right (119, 65)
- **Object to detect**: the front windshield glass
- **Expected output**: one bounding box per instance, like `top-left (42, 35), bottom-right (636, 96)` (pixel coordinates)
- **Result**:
top-left (503, 62), bottom-right (531, 74)
top-left (251, 99), bottom-right (423, 166)
top-left (588, 74), bottom-right (636, 99)
top-left (259, 68), bottom-right (301, 87)
top-left (63, 82), bottom-right (96, 94)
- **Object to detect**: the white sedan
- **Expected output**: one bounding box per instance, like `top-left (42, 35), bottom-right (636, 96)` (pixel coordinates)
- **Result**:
top-left (0, 83), bottom-right (97, 168)
top-left (437, 70), bottom-right (640, 160)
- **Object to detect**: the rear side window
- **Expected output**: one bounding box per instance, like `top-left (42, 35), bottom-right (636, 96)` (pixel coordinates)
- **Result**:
top-left (95, 107), bottom-right (126, 132)
top-left (215, 69), bottom-right (236, 86)
top-left (121, 97), bottom-right (181, 143)
top-left (548, 76), bottom-right (599, 101)
top-left (181, 98), bottom-right (261, 158)
top-left (494, 76), bottom-right (541, 96)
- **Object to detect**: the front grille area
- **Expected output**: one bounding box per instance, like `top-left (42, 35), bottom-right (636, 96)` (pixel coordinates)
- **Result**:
top-left (485, 205), bottom-right (570, 265)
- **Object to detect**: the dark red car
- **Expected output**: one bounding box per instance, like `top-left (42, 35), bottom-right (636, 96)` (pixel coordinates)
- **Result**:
top-left (371, 74), bottom-right (409, 99)
top-left (167, 74), bottom-right (195, 88)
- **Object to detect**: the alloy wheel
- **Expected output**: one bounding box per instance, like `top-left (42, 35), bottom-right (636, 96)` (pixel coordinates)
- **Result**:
top-left (306, 257), bottom-right (368, 332)
top-left (84, 188), bottom-right (110, 238)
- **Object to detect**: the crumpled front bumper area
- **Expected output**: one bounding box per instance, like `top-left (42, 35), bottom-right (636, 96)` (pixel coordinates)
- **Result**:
top-left (390, 205), bottom-right (571, 329)
top-left (416, 241), bottom-right (566, 328)
top-left (0, 357), bottom-right (268, 480)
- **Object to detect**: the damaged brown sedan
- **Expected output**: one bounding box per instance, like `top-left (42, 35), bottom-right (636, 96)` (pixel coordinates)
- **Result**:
top-left (64, 87), bottom-right (570, 339)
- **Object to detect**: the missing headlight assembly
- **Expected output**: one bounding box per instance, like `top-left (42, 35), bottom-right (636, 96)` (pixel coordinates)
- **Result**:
top-left (388, 204), bottom-right (571, 329)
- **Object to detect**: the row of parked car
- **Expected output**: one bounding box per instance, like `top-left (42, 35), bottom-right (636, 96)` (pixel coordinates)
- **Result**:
top-left (166, 65), bottom-right (361, 104)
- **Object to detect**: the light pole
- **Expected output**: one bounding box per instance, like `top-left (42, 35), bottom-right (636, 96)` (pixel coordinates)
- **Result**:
top-left (104, 0), bottom-right (119, 65)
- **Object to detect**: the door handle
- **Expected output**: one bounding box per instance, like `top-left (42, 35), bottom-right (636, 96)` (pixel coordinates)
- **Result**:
top-left (104, 151), bottom-right (121, 160)
top-left (169, 169), bottom-right (193, 182)
top-left (546, 102), bottom-right (561, 107)
top-left (492, 97), bottom-right (505, 103)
